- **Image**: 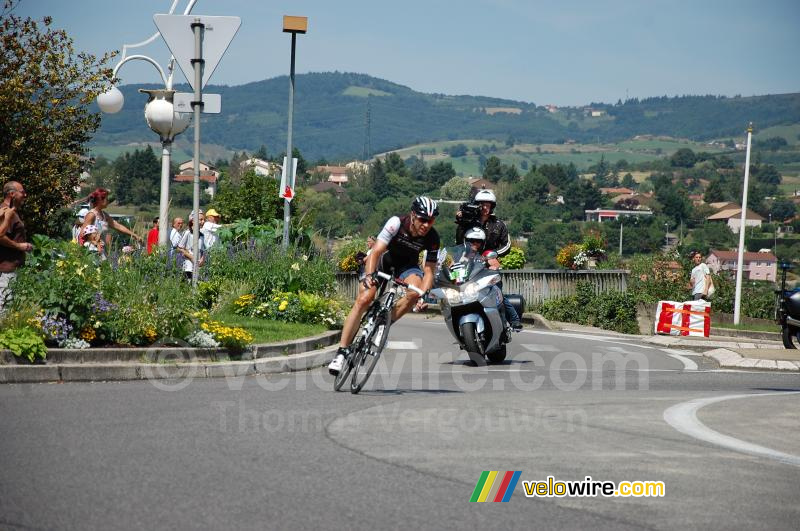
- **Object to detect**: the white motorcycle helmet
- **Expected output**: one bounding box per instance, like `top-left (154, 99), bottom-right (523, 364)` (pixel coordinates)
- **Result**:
top-left (473, 189), bottom-right (496, 205)
top-left (464, 227), bottom-right (486, 244)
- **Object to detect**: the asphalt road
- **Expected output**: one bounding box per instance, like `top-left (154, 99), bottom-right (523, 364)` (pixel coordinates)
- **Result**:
top-left (1, 315), bottom-right (799, 530)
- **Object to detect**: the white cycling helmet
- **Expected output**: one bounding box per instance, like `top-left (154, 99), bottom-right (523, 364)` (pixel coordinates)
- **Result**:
top-left (464, 227), bottom-right (486, 243)
top-left (474, 189), bottom-right (496, 205)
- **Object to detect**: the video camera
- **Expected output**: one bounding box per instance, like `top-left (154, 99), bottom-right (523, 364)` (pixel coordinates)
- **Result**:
top-left (456, 202), bottom-right (481, 228)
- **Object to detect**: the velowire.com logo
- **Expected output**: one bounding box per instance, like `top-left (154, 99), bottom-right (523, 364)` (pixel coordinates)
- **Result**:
top-left (469, 471), bottom-right (522, 503)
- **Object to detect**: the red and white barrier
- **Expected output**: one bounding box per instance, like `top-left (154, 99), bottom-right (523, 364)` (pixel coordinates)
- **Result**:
top-left (655, 300), bottom-right (711, 337)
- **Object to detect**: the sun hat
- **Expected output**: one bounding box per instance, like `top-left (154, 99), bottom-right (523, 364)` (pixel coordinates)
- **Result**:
top-left (205, 208), bottom-right (220, 218)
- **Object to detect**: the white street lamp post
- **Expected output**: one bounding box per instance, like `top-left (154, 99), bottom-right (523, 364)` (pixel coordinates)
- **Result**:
top-left (96, 0), bottom-right (198, 249)
top-left (733, 123), bottom-right (754, 325)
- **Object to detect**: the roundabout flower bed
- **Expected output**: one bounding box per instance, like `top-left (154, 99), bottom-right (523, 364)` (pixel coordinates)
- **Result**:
top-left (0, 237), bottom-right (340, 362)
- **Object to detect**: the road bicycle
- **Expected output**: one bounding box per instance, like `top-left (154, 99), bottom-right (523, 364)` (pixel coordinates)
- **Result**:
top-left (333, 271), bottom-right (425, 394)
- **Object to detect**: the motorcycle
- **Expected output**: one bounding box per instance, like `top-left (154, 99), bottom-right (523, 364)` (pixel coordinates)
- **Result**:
top-left (776, 262), bottom-right (800, 349)
top-left (430, 244), bottom-right (525, 365)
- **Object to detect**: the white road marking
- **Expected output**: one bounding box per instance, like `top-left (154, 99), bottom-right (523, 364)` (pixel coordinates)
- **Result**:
top-left (663, 392), bottom-right (800, 467)
top-left (524, 330), bottom-right (655, 348)
top-left (661, 349), bottom-right (699, 371)
top-left (386, 340), bottom-right (418, 350)
top-left (521, 344), bottom-right (559, 352)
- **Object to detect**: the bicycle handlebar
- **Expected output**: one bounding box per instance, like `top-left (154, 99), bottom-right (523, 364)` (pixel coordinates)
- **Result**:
top-left (374, 271), bottom-right (426, 296)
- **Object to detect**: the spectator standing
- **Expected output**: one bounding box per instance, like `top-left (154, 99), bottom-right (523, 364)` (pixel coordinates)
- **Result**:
top-left (80, 188), bottom-right (142, 249)
top-left (689, 250), bottom-right (712, 301)
top-left (146, 217), bottom-right (159, 254)
top-left (0, 181), bottom-right (33, 314)
top-left (178, 216), bottom-right (205, 281)
top-left (169, 217), bottom-right (185, 249)
top-left (201, 208), bottom-right (222, 249)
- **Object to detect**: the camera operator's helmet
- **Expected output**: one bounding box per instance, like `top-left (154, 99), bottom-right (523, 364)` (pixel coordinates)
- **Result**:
top-left (464, 227), bottom-right (486, 244)
top-left (474, 189), bottom-right (496, 205)
top-left (411, 196), bottom-right (439, 219)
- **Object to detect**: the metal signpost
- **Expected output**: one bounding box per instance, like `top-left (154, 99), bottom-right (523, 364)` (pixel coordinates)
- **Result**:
top-left (282, 16), bottom-right (308, 251)
top-left (154, 13), bottom-right (240, 287)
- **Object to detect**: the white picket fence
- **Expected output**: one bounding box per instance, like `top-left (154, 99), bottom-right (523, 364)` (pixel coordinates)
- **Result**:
top-left (335, 269), bottom-right (629, 308)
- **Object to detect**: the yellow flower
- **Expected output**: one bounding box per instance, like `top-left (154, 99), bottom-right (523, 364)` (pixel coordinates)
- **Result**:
top-left (279, 300), bottom-right (288, 311)
top-left (291, 262), bottom-right (300, 271)
top-left (80, 326), bottom-right (96, 342)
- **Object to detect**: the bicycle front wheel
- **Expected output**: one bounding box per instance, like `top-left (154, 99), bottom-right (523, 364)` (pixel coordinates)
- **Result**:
top-left (350, 309), bottom-right (391, 394)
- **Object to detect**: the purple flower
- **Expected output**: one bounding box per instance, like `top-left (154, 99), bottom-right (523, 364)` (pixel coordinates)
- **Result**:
top-left (91, 292), bottom-right (117, 314)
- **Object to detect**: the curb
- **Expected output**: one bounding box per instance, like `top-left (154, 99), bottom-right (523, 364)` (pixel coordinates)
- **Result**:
top-left (703, 348), bottom-right (800, 372)
top-left (0, 344), bottom-right (339, 384)
top-left (0, 331), bottom-right (341, 384)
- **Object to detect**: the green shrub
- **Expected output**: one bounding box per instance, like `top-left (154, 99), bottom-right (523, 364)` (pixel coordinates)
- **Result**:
top-left (499, 246), bottom-right (525, 270)
top-left (0, 327), bottom-right (47, 363)
top-left (538, 281), bottom-right (639, 334)
top-left (627, 253), bottom-right (688, 304)
top-left (11, 239), bottom-right (100, 332)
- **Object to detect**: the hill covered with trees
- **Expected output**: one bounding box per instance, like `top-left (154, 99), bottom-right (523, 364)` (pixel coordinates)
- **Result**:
top-left (92, 72), bottom-right (800, 161)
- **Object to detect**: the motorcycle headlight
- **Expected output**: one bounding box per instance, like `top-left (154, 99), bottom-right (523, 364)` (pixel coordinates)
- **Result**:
top-left (443, 288), bottom-right (462, 304)
top-left (462, 283), bottom-right (480, 299)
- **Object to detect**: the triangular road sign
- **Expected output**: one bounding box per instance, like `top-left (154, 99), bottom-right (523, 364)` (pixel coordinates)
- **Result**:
top-left (154, 14), bottom-right (241, 91)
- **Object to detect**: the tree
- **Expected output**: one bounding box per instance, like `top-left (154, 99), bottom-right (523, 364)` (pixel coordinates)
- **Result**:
top-left (383, 152), bottom-right (407, 177)
top-left (445, 143), bottom-right (468, 157)
top-left (591, 155), bottom-right (611, 187)
top-left (483, 156), bottom-right (503, 182)
top-left (670, 148), bottom-right (697, 168)
top-left (620, 172), bottom-right (636, 189)
top-left (770, 198), bottom-right (797, 222)
top-left (1, 1), bottom-right (114, 236)
top-left (113, 147), bottom-right (160, 205)
top-left (254, 144), bottom-right (269, 160)
top-left (428, 161), bottom-right (455, 187)
top-left (703, 178), bottom-right (727, 202)
top-left (439, 176), bottom-right (472, 201)
top-left (210, 170), bottom-right (283, 225)
top-left (369, 159), bottom-right (390, 199)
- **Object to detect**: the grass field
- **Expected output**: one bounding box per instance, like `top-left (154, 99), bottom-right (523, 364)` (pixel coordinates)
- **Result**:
top-left (211, 310), bottom-right (328, 344)
top-left (754, 124), bottom-right (800, 146)
top-left (379, 137), bottom-right (725, 175)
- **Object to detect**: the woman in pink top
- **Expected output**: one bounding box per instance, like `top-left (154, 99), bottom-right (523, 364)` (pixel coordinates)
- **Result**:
top-left (79, 188), bottom-right (142, 248)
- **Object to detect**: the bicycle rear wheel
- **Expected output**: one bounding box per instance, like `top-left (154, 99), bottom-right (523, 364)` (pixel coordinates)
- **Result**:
top-left (350, 309), bottom-right (391, 394)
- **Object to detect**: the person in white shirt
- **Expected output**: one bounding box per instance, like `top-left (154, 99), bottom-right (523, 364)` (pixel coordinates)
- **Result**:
top-left (689, 250), bottom-right (712, 300)
top-left (178, 216), bottom-right (205, 281)
top-left (201, 208), bottom-right (222, 249)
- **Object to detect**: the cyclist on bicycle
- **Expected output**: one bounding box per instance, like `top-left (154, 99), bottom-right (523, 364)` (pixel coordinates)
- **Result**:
top-left (329, 196), bottom-right (441, 375)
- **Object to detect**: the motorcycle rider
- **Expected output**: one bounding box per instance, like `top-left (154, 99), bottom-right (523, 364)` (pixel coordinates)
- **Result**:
top-left (456, 189), bottom-right (522, 331)
top-left (329, 196), bottom-right (441, 375)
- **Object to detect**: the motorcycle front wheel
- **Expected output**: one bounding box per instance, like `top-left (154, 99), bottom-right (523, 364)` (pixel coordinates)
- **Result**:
top-left (461, 322), bottom-right (486, 366)
top-left (782, 325), bottom-right (800, 349)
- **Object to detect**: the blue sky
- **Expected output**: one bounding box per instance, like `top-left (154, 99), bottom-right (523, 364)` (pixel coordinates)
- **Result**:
top-left (16, 0), bottom-right (800, 106)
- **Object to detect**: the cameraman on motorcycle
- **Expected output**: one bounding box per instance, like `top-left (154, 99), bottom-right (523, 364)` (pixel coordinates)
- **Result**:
top-left (455, 189), bottom-right (522, 331)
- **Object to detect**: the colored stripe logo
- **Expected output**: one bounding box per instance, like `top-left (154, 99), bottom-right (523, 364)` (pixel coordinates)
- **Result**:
top-left (470, 471), bottom-right (521, 502)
